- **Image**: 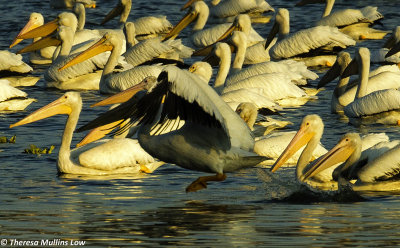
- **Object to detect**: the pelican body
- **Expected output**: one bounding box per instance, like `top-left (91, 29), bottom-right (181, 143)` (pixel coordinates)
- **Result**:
top-left (10, 92), bottom-right (163, 175)
top-left (77, 66), bottom-right (267, 192)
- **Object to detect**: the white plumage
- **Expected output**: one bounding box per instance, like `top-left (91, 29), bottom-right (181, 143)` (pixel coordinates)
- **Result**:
top-left (60, 30), bottom-right (163, 94)
top-left (10, 91), bottom-right (163, 175)
top-left (76, 65), bottom-right (266, 192)
top-left (264, 8), bottom-right (355, 67)
top-left (210, 0), bottom-right (274, 21)
top-left (164, 1), bottom-right (264, 48)
top-left (0, 79), bottom-right (36, 112)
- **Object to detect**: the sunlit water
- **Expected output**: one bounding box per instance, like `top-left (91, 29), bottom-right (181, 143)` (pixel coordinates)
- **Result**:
top-left (1, 0), bottom-right (400, 247)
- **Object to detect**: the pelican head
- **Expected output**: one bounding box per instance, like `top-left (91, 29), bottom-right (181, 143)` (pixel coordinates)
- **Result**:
top-left (92, 76), bottom-right (158, 107)
top-left (317, 51), bottom-right (351, 89)
top-left (342, 47), bottom-right (370, 78)
top-left (10, 92), bottom-right (81, 129)
top-left (58, 30), bottom-right (122, 71)
top-left (188, 61), bottom-right (213, 83)
top-left (10, 12), bottom-right (44, 48)
top-left (162, 1), bottom-right (209, 41)
top-left (270, 114), bottom-right (324, 173)
top-left (302, 133), bottom-right (361, 182)
top-left (17, 25), bottom-right (74, 55)
top-left (101, 0), bottom-right (131, 25)
top-left (264, 8), bottom-right (289, 49)
top-left (16, 12), bottom-right (77, 41)
top-left (235, 102), bottom-right (257, 130)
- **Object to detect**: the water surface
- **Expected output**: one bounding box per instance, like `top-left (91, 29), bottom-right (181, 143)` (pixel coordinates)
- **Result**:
top-left (1, 0), bottom-right (400, 247)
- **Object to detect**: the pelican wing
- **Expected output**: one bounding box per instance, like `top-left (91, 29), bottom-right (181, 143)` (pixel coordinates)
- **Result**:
top-left (270, 26), bottom-right (356, 60)
top-left (0, 79), bottom-right (27, 101)
top-left (78, 139), bottom-right (155, 171)
top-left (344, 89), bottom-right (400, 118)
top-left (358, 143), bottom-right (400, 183)
top-left (132, 16), bottom-right (172, 37)
top-left (339, 71), bottom-right (400, 107)
top-left (102, 65), bottom-right (163, 94)
top-left (226, 60), bottom-right (317, 86)
top-left (211, 0), bottom-right (274, 18)
top-left (124, 38), bottom-right (175, 66)
top-left (0, 50), bottom-right (33, 73)
top-left (316, 6), bottom-right (383, 27)
top-left (223, 73), bottom-right (307, 101)
top-left (79, 66), bottom-right (254, 150)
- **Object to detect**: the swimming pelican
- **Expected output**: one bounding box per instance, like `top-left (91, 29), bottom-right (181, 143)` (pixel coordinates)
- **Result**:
top-left (319, 48), bottom-right (400, 111)
top-left (59, 30), bottom-right (163, 94)
top-left (0, 79), bottom-right (36, 112)
top-left (181, 0), bottom-right (274, 23)
top-left (163, 1), bottom-right (264, 48)
top-left (9, 12), bottom-right (55, 65)
top-left (269, 114), bottom-right (389, 189)
top-left (303, 133), bottom-right (400, 192)
top-left (76, 66), bottom-right (267, 192)
top-left (101, 0), bottom-right (172, 40)
top-left (269, 115), bottom-right (337, 189)
top-left (10, 91), bottom-right (164, 175)
top-left (263, 8), bottom-right (355, 67)
top-left (340, 48), bottom-right (400, 125)
top-left (296, 0), bottom-right (389, 40)
top-left (50, 0), bottom-right (96, 9)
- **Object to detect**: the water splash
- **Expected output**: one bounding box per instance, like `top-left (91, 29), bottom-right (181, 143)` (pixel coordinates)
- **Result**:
top-left (257, 168), bottom-right (366, 203)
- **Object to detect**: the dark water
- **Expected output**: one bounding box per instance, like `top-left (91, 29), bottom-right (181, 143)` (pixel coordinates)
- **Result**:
top-left (1, 0), bottom-right (400, 247)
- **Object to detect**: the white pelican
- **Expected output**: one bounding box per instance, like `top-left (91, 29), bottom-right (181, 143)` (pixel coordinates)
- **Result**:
top-left (163, 1), bottom-right (264, 48)
top-left (60, 30), bottom-right (163, 94)
top-left (101, 0), bottom-right (172, 40)
top-left (181, 0), bottom-right (274, 23)
top-left (76, 66), bottom-right (267, 192)
top-left (0, 79), bottom-right (36, 112)
top-left (303, 133), bottom-right (400, 192)
top-left (320, 48), bottom-right (400, 110)
top-left (341, 48), bottom-right (400, 125)
top-left (296, 0), bottom-right (389, 40)
top-left (264, 8), bottom-right (355, 67)
top-left (50, 0), bottom-right (96, 9)
top-left (0, 50), bottom-right (39, 87)
top-left (269, 115), bottom-right (337, 189)
top-left (9, 12), bottom-right (55, 65)
top-left (317, 51), bottom-right (352, 113)
top-left (10, 91), bottom-right (164, 175)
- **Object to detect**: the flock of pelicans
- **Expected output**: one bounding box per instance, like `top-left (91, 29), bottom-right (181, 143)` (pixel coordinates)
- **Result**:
top-left (2, 0), bottom-right (400, 195)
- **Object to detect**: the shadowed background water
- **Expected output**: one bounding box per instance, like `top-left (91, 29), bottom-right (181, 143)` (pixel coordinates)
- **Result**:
top-left (1, 0), bottom-right (400, 247)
